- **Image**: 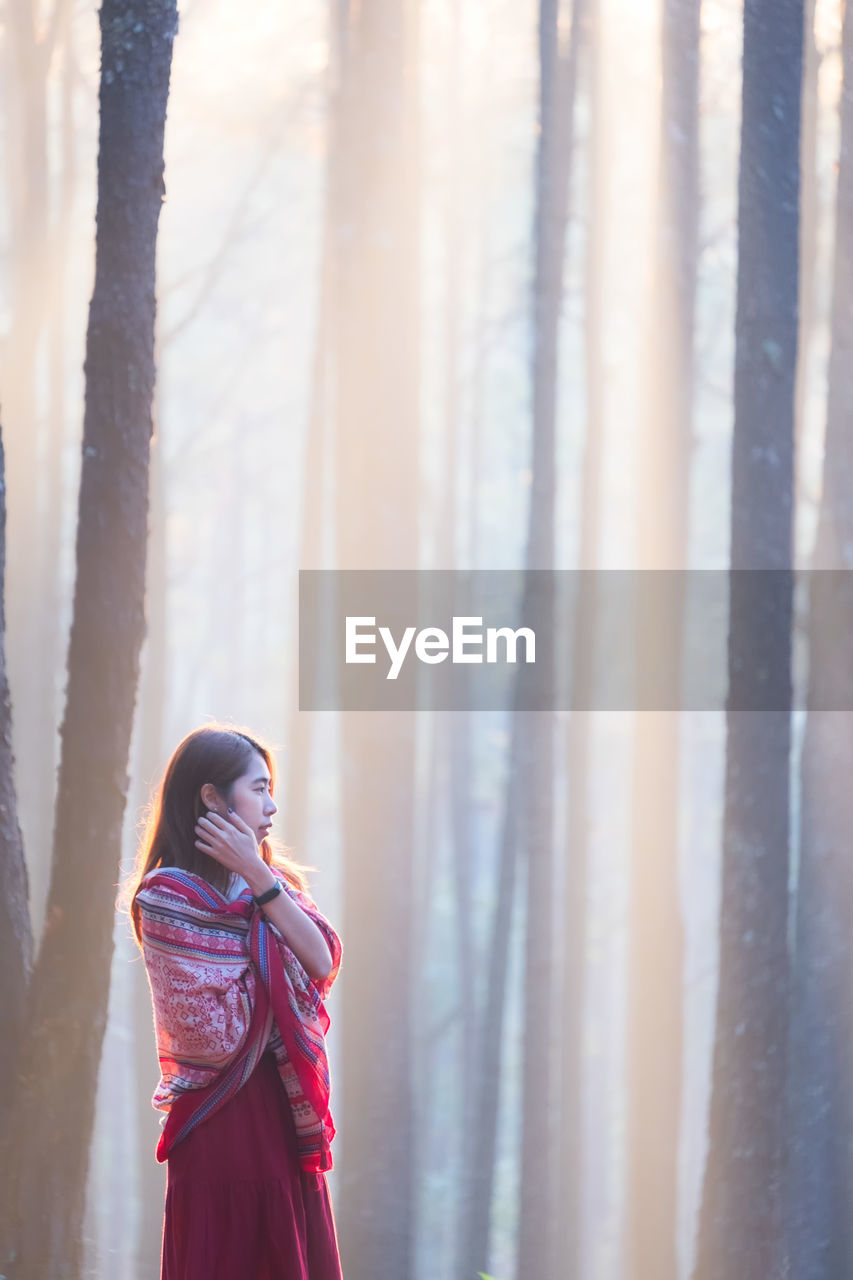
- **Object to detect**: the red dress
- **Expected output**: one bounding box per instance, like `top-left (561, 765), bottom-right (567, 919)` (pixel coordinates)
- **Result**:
top-left (160, 1048), bottom-right (344, 1279)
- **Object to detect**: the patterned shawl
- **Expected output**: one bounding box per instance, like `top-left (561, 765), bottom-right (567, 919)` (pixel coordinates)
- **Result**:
top-left (136, 865), bottom-right (342, 1173)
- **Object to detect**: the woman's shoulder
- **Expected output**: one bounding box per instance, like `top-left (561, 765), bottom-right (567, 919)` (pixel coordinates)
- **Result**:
top-left (137, 866), bottom-right (217, 908)
top-left (141, 864), bottom-right (192, 887)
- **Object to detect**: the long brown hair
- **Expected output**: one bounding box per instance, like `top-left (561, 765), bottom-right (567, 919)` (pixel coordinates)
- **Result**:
top-left (124, 723), bottom-right (313, 946)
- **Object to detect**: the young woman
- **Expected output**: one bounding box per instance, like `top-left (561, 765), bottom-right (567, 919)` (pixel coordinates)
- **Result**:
top-left (127, 724), bottom-right (344, 1279)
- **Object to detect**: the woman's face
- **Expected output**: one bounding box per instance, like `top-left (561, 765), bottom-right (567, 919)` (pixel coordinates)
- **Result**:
top-left (222, 751), bottom-right (278, 844)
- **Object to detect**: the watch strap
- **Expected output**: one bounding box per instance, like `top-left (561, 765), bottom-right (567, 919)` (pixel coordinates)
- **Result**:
top-left (253, 879), bottom-right (283, 907)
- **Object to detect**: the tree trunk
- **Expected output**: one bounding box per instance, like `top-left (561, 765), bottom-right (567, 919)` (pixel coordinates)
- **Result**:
top-left (556, 2), bottom-right (604, 1274)
top-left (458, 5), bottom-right (582, 1277)
top-left (793, 0), bottom-right (820, 527)
top-left (625, 4), bottom-right (700, 1280)
top-left (786, 2), bottom-right (853, 1274)
top-left (460, 715), bottom-right (524, 1280)
top-left (517, 3), bottom-right (582, 1279)
top-left (0, 2), bottom-right (178, 1273)
top-left (331, 2), bottom-right (420, 1278)
top-left (692, 0), bottom-right (802, 1276)
top-left (414, 5), bottom-right (478, 1274)
top-left (282, 0), bottom-right (347, 857)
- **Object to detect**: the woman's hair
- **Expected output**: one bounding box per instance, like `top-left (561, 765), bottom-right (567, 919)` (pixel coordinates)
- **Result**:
top-left (123, 723), bottom-right (313, 947)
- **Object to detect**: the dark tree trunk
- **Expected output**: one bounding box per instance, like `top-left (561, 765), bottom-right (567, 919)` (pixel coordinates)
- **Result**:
top-left (0, 2), bottom-right (178, 1274)
top-left (625, 4), bottom-right (700, 1280)
top-left (692, 1), bottom-right (802, 1277)
top-left (517, 3), bottom-right (583, 1279)
top-left (786, 3), bottom-right (853, 1274)
top-left (331, 2), bottom-right (420, 1278)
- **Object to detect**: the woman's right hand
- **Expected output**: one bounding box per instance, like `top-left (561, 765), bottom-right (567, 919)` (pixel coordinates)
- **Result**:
top-left (194, 810), bottom-right (275, 896)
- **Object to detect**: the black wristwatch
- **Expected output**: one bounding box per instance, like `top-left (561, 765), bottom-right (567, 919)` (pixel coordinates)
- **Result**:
top-left (253, 880), bottom-right (283, 907)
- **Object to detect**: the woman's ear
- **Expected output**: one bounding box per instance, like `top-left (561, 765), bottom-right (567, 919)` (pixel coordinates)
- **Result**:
top-left (200, 781), bottom-right (220, 811)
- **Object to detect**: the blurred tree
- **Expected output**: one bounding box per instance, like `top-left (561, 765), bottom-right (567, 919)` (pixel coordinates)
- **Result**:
top-left (282, 0), bottom-right (349, 857)
top-left (0, 0), bottom-right (178, 1274)
top-left (459, 2), bottom-right (584, 1277)
top-left (787, 1), bottom-right (853, 1275)
top-left (793, 0), bottom-right (820, 521)
top-left (692, 0), bottom-right (802, 1276)
top-left (429, 7), bottom-right (478, 1279)
top-left (2, 0), bottom-right (74, 939)
top-left (625, 4), bottom-right (700, 1280)
top-left (556, 0), bottom-right (604, 1275)
top-left (331, 1), bottom-right (421, 1277)
top-left (517, 2), bottom-right (584, 1280)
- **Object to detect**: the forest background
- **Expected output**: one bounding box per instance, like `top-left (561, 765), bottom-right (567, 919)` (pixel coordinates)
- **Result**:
top-left (0, 1), bottom-right (847, 1279)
